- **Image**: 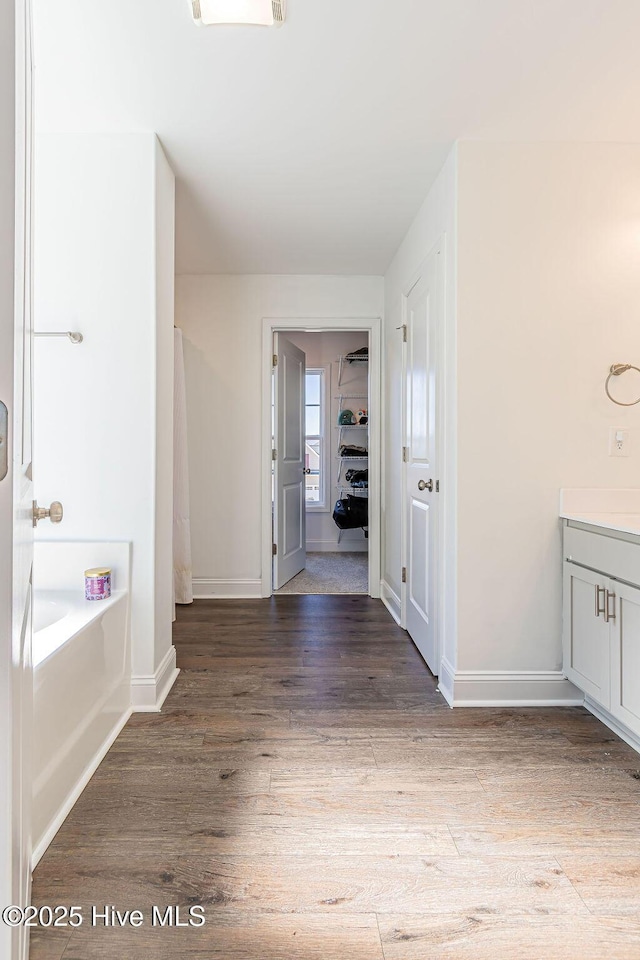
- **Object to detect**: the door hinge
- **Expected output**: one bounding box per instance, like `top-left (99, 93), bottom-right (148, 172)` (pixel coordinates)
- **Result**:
top-left (272, 543), bottom-right (277, 556)
top-left (401, 566), bottom-right (407, 584)
top-left (272, 354), bottom-right (278, 367)
top-left (272, 448), bottom-right (277, 461)
top-left (436, 480), bottom-right (440, 493)
top-left (402, 446), bottom-right (408, 463)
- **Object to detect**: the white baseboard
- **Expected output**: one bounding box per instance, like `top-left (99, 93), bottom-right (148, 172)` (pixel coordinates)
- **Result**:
top-left (307, 541), bottom-right (368, 553)
top-left (32, 706), bottom-right (132, 868)
top-left (585, 697), bottom-right (640, 757)
top-left (380, 579), bottom-right (402, 626)
top-left (437, 657), bottom-right (456, 707)
top-left (192, 578), bottom-right (262, 599)
top-left (442, 668), bottom-right (583, 707)
top-left (131, 645), bottom-right (180, 712)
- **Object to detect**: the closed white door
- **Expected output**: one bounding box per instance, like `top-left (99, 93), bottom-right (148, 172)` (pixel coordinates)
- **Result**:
top-left (273, 335), bottom-right (306, 589)
top-left (1, 2), bottom-right (34, 958)
top-left (404, 249), bottom-right (440, 674)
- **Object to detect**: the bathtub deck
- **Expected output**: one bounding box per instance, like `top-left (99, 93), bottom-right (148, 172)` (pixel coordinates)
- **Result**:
top-left (31, 596), bottom-right (640, 960)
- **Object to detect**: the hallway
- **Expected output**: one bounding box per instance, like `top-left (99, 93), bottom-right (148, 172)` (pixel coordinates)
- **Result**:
top-left (31, 597), bottom-right (640, 959)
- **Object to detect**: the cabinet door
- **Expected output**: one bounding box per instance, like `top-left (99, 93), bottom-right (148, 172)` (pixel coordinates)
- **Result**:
top-left (610, 581), bottom-right (640, 734)
top-left (563, 562), bottom-right (610, 707)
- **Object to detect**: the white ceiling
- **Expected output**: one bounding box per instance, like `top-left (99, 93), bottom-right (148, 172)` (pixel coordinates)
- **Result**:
top-left (33, 0), bottom-right (640, 275)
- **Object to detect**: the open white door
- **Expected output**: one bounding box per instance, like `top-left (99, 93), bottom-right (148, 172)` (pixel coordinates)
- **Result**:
top-left (1, 2), bottom-right (34, 959)
top-left (404, 249), bottom-right (440, 675)
top-left (273, 334), bottom-right (306, 590)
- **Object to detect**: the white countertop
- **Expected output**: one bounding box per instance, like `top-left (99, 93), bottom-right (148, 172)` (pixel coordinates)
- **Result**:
top-left (560, 512), bottom-right (640, 536)
top-left (560, 489), bottom-right (640, 536)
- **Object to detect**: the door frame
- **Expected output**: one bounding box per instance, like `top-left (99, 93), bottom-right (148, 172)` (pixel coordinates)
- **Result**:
top-left (400, 241), bottom-right (446, 674)
top-left (261, 316), bottom-right (381, 599)
top-left (1, 2), bottom-right (33, 958)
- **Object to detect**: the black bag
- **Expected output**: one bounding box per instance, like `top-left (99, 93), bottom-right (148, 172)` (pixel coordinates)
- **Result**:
top-left (333, 499), bottom-right (356, 529)
top-left (332, 496), bottom-right (368, 530)
top-left (347, 495), bottom-right (368, 526)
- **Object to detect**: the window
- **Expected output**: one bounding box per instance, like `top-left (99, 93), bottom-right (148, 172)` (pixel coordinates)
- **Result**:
top-left (305, 369), bottom-right (325, 507)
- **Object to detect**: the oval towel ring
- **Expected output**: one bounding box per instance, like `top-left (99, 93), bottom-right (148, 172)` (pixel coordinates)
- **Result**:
top-left (605, 363), bottom-right (640, 406)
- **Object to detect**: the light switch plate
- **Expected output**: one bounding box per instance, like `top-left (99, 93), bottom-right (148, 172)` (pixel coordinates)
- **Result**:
top-left (609, 427), bottom-right (630, 457)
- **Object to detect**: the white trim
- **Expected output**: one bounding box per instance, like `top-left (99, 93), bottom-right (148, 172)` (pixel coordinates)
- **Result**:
top-left (32, 706), bottom-right (132, 868)
top-left (381, 579), bottom-right (402, 626)
top-left (442, 668), bottom-right (583, 707)
top-left (437, 656), bottom-right (456, 708)
top-left (192, 578), bottom-right (262, 599)
top-left (307, 540), bottom-right (368, 553)
top-left (131, 645), bottom-right (179, 712)
top-left (3, 6), bottom-right (32, 959)
top-left (399, 281), bottom-right (408, 631)
top-left (261, 317), bottom-right (381, 600)
top-left (585, 697), bottom-right (640, 757)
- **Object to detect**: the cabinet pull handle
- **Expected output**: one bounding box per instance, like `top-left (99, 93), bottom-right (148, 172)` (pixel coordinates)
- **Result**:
top-left (604, 590), bottom-right (616, 623)
top-left (594, 585), bottom-right (606, 617)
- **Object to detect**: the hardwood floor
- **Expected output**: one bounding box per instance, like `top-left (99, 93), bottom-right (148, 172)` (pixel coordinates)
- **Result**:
top-left (30, 596), bottom-right (640, 959)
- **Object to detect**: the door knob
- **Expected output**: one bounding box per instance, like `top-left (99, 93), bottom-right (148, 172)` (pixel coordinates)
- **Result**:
top-left (33, 500), bottom-right (63, 527)
top-left (418, 479), bottom-right (433, 492)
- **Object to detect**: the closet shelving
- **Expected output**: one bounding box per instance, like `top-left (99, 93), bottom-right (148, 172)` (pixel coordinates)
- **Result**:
top-left (337, 354), bottom-right (368, 388)
top-left (337, 486), bottom-right (368, 498)
top-left (337, 422), bottom-right (367, 446)
top-left (334, 393), bottom-right (369, 484)
top-left (336, 456), bottom-right (368, 484)
top-left (333, 360), bottom-right (368, 541)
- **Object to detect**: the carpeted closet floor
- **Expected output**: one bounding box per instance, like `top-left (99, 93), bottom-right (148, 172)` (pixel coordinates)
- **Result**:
top-left (276, 552), bottom-right (368, 594)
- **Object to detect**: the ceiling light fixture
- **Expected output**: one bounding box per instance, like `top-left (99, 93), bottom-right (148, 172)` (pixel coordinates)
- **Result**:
top-left (190, 0), bottom-right (286, 26)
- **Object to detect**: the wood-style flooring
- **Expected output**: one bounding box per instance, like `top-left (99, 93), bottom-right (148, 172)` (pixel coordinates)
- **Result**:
top-left (30, 596), bottom-right (640, 959)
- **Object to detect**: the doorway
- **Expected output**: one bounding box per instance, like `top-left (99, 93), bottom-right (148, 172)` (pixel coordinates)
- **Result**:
top-left (262, 318), bottom-right (381, 598)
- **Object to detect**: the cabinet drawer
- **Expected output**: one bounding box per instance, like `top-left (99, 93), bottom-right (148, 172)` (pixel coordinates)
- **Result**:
top-left (564, 526), bottom-right (640, 585)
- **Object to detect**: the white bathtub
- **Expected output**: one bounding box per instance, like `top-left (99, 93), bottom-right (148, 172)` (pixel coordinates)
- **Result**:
top-left (34, 590), bottom-right (125, 666)
top-left (32, 543), bottom-right (131, 866)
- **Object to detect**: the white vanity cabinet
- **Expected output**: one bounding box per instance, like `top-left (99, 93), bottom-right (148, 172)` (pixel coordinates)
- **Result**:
top-left (563, 562), bottom-right (611, 708)
top-left (611, 581), bottom-right (640, 732)
top-left (563, 522), bottom-right (640, 746)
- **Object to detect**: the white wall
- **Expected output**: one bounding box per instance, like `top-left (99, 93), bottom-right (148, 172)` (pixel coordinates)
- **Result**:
top-left (286, 330), bottom-right (369, 552)
top-left (34, 133), bottom-right (175, 697)
top-left (384, 141), bottom-right (640, 704)
top-left (176, 275), bottom-right (383, 594)
top-left (455, 142), bottom-right (640, 681)
top-left (154, 140), bottom-right (176, 665)
top-left (383, 148), bottom-right (458, 655)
